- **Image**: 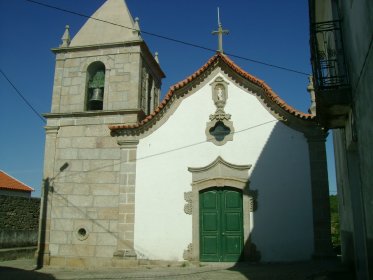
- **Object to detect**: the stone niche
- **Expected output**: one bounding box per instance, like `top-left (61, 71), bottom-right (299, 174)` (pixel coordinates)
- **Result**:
top-left (206, 77), bottom-right (234, 146)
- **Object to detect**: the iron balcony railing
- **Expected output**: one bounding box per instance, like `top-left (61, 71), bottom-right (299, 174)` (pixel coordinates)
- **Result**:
top-left (310, 20), bottom-right (349, 91)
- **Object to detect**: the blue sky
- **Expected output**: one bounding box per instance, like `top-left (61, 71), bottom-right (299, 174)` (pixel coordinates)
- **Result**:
top-left (0, 0), bottom-right (336, 197)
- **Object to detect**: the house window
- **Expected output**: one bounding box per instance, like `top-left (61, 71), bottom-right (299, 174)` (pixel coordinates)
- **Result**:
top-left (86, 62), bottom-right (105, 111)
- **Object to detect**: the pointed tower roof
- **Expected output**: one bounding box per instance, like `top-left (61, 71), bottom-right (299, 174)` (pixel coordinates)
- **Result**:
top-left (70, 0), bottom-right (140, 47)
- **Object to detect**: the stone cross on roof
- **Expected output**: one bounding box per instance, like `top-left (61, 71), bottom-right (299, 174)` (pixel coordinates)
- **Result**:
top-left (212, 7), bottom-right (229, 53)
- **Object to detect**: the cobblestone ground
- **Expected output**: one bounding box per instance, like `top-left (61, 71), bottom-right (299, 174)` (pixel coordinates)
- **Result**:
top-left (0, 258), bottom-right (355, 280)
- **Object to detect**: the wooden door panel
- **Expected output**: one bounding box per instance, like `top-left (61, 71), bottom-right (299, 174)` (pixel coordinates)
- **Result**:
top-left (201, 190), bottom-right (219, 209)
top-left (223, 235), bottom-right (243, 261)
top-left (202, 213), bottom-right (218, 231)
top-left (200, 187), bottom-right (243, 262)
top-left (200, 190), bottom-right (220, 261)
top-left (224, 212), bottom-right (242, 232)
top-left (201, 236), bottom-right (219, 261)
top-left (224, 190), bottom-right (241, 209)
top-left (222, 189), bottom-right (243, 262)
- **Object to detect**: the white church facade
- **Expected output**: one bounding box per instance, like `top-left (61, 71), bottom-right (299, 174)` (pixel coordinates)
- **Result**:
top-left (38, 0), bottom-right (332, 267)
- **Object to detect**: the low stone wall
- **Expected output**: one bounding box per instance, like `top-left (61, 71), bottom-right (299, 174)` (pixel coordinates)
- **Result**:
top-left (0, 195), bottom-right (40, 248)
top-left (0, 246), bottom-right (37, 261)
top-left (0, 230), bottom-right (38, 248)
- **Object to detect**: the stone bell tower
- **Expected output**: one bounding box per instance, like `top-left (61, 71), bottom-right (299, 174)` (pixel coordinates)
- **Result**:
top-left (50, 0), bottom-right (164, 117)
top-left (38, 0), bottom-right (164, 267)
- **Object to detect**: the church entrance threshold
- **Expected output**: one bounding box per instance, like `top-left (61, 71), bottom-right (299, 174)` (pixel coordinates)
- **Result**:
top-left (199, 187), bottom-right (243, 262)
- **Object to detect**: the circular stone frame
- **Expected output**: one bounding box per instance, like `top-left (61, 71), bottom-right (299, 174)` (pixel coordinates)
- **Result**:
top-left (75, 227), bottom-right (89, 241)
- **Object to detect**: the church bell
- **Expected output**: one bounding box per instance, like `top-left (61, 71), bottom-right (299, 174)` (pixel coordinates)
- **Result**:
top-left (89, 88), bottom-right (104, 102)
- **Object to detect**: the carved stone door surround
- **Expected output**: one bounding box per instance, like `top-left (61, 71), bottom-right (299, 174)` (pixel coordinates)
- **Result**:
top-left (184, 156), bottom-right (254, 261)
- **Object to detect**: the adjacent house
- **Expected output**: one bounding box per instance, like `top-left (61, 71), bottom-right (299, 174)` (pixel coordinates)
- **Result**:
top-left (309, 0), bottom-right (373, 279)
top-left (0, 171), bottom-right (39, 250)
top-left (0, 170), bottom-right (34, 197)
top-left (38, 0), bottom-right (332, 267)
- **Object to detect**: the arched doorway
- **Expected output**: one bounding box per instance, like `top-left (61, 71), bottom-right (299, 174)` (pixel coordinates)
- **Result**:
top-left (186, 157), bottom-right (255, 262)
top-left (200, 187), bottom-right (244, 262)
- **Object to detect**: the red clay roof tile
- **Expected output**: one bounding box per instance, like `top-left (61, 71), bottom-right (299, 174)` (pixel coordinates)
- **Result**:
top-left (0, 170), bottom-right (34, 192)
top-left (109, 52), bottom-right (314, 132)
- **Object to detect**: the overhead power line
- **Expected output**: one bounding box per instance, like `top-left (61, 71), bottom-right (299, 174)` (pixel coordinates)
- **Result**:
top-left (52, 120), bottom-right (278, 183)
top-left (25, 0), bottom-right (310, 76)
top-left (0, 69), bottom-right (46, 124)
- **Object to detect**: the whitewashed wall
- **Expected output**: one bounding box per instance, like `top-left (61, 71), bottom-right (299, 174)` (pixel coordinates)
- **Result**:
top-left (134, 72), bottom-right (314, 261)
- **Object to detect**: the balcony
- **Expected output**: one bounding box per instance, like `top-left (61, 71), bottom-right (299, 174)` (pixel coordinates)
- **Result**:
top-left (310, 20), bottom-right (351, 128)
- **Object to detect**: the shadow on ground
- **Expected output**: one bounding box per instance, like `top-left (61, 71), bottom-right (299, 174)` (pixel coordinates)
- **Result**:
top-left (228, 260), bottom-right (356, 280)
top-left (0, 266), bottom-right (56, 280)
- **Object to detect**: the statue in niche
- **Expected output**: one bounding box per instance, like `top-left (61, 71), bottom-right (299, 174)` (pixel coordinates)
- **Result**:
top-left (216, 85), bottom-right (225, 101)
top-left (207, 78), bottom-right (233, 146)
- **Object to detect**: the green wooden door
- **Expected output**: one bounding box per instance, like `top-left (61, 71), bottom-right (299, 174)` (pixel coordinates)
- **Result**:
top-left (200, 187), bottom-right (243, 262)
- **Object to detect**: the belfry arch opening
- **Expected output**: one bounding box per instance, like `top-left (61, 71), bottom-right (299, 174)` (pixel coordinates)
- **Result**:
top-left (86, 61), bottom-right (106, 111)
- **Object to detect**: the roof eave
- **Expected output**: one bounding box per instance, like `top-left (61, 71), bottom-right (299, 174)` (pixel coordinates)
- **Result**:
top-left (109, 52), bottom-right (316, 134)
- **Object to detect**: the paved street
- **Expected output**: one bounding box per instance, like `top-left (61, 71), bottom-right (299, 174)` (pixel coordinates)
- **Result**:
top-left (0, 258), bottom-right (355, 280)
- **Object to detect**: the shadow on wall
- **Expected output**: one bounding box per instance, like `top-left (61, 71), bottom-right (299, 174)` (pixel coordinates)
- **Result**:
top-left (36, 174), bottom-right (133, 268)
top-left (240, 122), bottom-right (314, 263)
top-left (36, 122), bottom-right (314, 268)
top-left (36, 178), bottom-right (49, 269)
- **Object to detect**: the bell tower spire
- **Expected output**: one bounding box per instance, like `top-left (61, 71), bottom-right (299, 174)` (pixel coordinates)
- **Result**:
top-left (212, 7), bottom-right (229, 53)
top-left (49, 0), bottom-right (165, 115)
top-left (60, 25), bottom-right (71, 47)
